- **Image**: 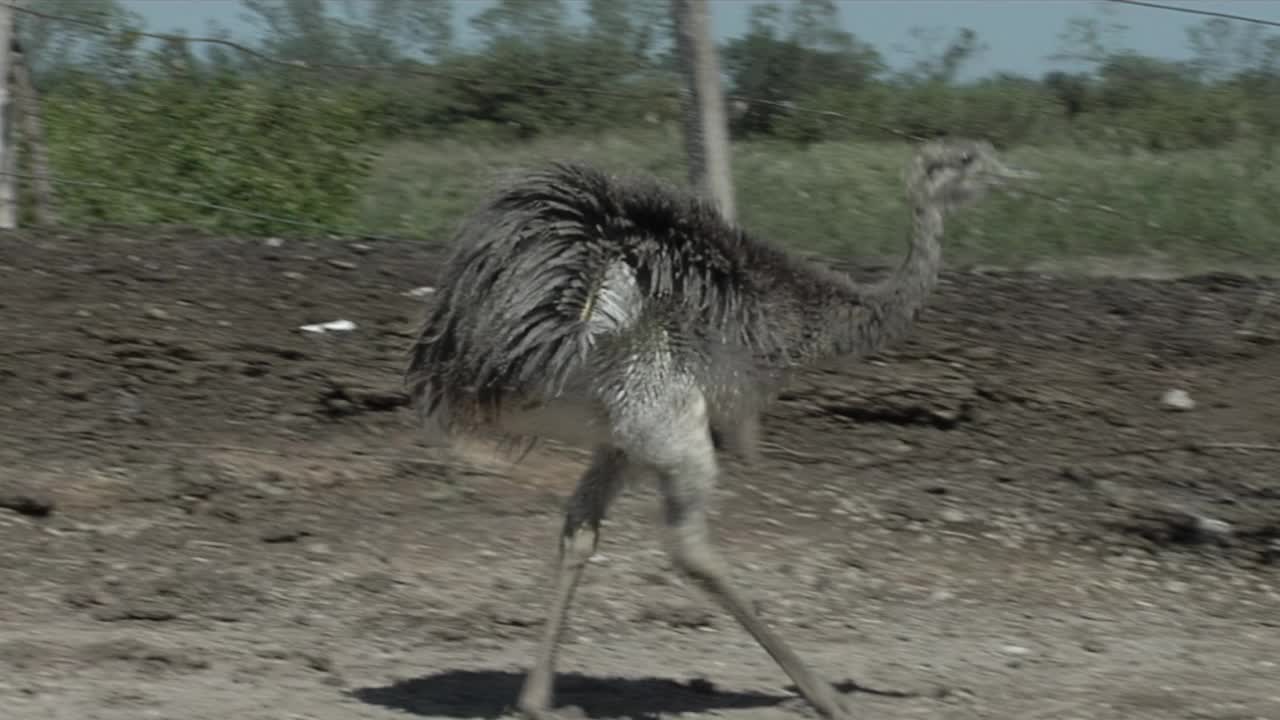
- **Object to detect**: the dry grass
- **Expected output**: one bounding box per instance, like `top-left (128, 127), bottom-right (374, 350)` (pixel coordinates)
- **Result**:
top-left (357, 129), bottom-right (1280, 275)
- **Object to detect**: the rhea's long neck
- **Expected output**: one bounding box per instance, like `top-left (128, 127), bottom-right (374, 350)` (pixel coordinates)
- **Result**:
top-left (825, 201), bottom-right (944, 360)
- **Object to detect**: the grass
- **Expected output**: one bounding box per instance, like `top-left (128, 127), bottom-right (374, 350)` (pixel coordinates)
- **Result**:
top-left (356, 129), bottom-right (1280, 275)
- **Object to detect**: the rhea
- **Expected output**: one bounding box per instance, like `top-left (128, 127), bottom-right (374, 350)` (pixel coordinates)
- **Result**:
top-left (406, 138), bottom-right (1037, 719)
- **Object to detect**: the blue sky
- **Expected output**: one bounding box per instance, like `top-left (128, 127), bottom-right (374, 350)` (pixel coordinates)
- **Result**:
top-left (120, 0), bottom-right (1280, 78)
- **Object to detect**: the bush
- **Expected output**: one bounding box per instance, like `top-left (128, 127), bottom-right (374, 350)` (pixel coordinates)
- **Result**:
top-left (43, 74), bottom-right (374, 234)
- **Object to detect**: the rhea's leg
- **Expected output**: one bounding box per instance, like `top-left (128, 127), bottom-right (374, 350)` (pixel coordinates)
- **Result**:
top-left (634, 395), bottom-right (848, 719)
top-left (516, 446), bottom-right (629, 719)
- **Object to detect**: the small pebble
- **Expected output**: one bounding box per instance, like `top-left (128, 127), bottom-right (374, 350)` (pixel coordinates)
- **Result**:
top-left (0, 489), bottom-right (55, 517)
top-left (1160, 389), bottom-right (1195, 410)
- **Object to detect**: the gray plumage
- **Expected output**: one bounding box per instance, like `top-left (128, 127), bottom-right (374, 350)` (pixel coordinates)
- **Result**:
top-left (403, 138), bottom-right (1038, 720)
top-left (408, 161), bottom-right (840, 442)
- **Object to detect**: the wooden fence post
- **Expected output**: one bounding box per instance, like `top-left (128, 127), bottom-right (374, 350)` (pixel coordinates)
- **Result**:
top-left (0, 1), bottom-right (17, 229)
top-left (671, 0), bottom-right (736, 223)
top-left (13, 42), bottom-right (54, 225)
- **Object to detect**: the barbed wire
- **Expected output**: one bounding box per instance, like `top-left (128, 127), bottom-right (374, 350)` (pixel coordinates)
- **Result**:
top-left (0, 162), bottom-right (1198, 261)
top-left (3, 2), bottom-right (930, 142)
top-left (0, 170), bottom-right (407, 241)
top-left (1107, 0), bottom-right (1280, 29)
top-left (16, 0), bottom-right (1277, 147)
top-left (3, 1), bottom-right (1276, 484)
top-left (0, 134), bottom-right (1226, 255)
top-left (4, 0), bottom-right (1272, 250)
top-left (4, 100), bottom-right (373, 180)
top-left (6, 3), bottom-right (676, 101)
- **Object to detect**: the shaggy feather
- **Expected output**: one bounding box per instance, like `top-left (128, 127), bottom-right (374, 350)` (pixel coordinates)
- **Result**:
top-left (405, 138), bottom-right (1022, 443)
top-left (405, 162), bottom-right (859, 438)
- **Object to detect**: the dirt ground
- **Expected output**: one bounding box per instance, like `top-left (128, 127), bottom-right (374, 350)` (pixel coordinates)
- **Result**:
top-left (1, 226), bottom-right (1277, 720)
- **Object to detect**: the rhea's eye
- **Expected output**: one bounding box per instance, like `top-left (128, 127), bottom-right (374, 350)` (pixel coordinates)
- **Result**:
top-left (959, 152), bottom-right (974, 166)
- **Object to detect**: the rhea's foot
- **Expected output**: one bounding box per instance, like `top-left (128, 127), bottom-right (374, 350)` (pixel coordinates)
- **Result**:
top-left (515, 698), bottom-right (588, 720)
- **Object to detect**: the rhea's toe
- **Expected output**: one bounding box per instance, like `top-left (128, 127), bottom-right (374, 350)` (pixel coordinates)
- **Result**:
top-left (515, 705), bottom-right (588, 720)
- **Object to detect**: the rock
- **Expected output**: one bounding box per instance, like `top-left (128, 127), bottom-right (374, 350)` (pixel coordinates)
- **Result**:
top-left (82, 638), bottom-right (209, 670)
top-left (350, 571), bottom-right (395, 594)
top-left (322, 397), bottom-right (357, 417)
top-left (253, 645), bottom-right (290, 660)
top-left (264, 237), bottom-right (285, 248)
top-left (637, 602), bottom-right (714, 629)
top-left (940, 508), bottom-right (968, 524)
top-left (1190, 514), bottom-right (1233, 541)
top-left (687, 677), bottom-right (717, 694)
top-left (144, 307), bottom-right (171, 321)
top-left (1262, 540), bottom-right (1280, 565)
top-left (91, 602), bottom-right (180, 622)
top-left (300, 651), bottom-right (334, 673)
top-left (260, 526), bottom-right (310, 544)
top-left (326, 259), bottom-right (358, 270)
top-left (0, 486), bottom-right (55, 517)
top-left (1160, 389), bottom-right (1195, 411)
top-left (300, 319), bottom-right (357, 334)
top-left (304, 542), bottom-right (333, 557)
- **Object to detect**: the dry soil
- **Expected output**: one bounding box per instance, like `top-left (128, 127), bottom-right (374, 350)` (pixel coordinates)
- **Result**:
top-left (1, 227), bottom-right (1277, 720)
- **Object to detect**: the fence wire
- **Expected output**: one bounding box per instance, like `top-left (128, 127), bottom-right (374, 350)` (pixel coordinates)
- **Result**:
top-left (2, 1), bottom-right (1278, 256)
top-left (4, 1), bottom-right (1279, 472)
top-left (1108, 0), bottom-right (1280, 29)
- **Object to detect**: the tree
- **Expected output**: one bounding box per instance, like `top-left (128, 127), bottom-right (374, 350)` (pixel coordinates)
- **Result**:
top-left (1042, 70), bottom-right (1092, 119)
top-left (1186, 17), bottom-right (1266, 83)
top-left (470, 0), bottom-right (566, 47)
top-left (339, 0), bottom-right (455, 62)
top-left (1049, 5), bottom-right (1130, 70)
top-left (16, 0), bottom-right (146, 84)
top-left (720, 1), bottom-right (882, 135)
top-left (897, 26), bottom-right (987, 84)
top-left (585, 0), bottom-right (669, 62)
top-left (240, 0), bottom-right (454, 65)
top-left (240, 0), bottom-right (348, 65)
top-left (788, 0), bottom-right (855, 53)
top-left (200, 20), bottom-right (244, 75)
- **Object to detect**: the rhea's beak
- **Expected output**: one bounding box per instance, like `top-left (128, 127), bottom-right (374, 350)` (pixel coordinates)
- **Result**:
top-left (991, 160), bottom-right (1040, 184)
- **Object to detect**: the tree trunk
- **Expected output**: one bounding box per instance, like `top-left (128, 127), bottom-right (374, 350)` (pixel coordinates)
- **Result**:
top-left (671, 0), bottom-right (735, 223)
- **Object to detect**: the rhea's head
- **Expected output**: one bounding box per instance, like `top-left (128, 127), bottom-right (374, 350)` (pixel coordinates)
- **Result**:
top-left (907, 138), bottom-right (1038, 210)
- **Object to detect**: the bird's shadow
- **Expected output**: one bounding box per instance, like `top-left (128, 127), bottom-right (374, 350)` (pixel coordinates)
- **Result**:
top-left (348, 669), bottom-right (791, 719)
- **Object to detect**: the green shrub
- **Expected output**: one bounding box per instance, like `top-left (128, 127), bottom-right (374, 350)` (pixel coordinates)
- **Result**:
top-left (43, 75), bottom-right (373, 234)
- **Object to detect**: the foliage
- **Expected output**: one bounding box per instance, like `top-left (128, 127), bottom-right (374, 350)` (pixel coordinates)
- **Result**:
top-left (240, 0), bottom-right (454, 63)
top-left (16, 0), bottom-right (146, 81)
top-left (721, 0), bottom-right (884, 136)
top-left (359, 130), bottom-right (1280, 272)
top-left (42, 74), bottom-right (372, 233)
top-left (18, 0), bottom-right (1280, 259)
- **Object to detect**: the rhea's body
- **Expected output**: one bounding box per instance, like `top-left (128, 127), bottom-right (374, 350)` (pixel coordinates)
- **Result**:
top-left (409, 162), bottom-right (921, 453)
top-left (407, 163), bottom-right (868, 454)
top-left (402, 141), bottom-right (1036, 720)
